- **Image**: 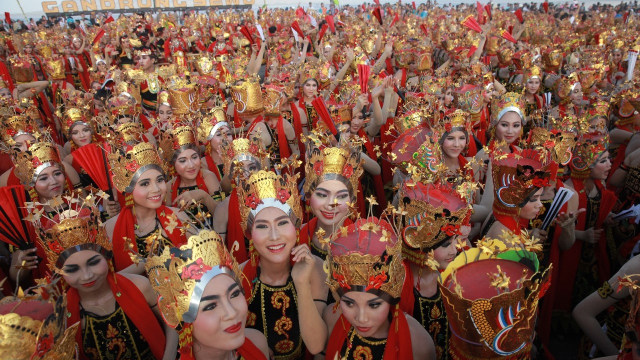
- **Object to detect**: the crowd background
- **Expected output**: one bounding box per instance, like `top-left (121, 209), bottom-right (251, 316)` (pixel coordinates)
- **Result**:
top-left (3, 1), bottom-right (640, 360)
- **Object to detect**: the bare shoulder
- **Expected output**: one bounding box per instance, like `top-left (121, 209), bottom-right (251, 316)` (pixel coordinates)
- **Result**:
top-left (406, 313), bottom-right (435, 360)
top-left (244, 328), bottom-right (270, 359)
top-left (120, 272), bottom-right (155, 304)
top-left (323, 303), bottom-right (342, 334)
top-left (104, 214), bottom-right (119, 240)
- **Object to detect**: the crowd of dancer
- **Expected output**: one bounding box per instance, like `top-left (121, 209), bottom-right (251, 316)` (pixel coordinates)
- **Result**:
top-left (3, 1), bottom-right (640, 359)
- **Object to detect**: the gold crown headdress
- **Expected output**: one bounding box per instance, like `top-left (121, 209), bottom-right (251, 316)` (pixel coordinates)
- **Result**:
top-left (230, 76), bottom-right (264, 116)
top-left (60, 107), bottom-right (92, 136)
top-left (115, 121), bottom-right (145, 145)
top-left (166, 77), bottom-right (200, 116)
top-left (221, 134), bottom-right (269, 178)
top-left (13, 137), bottom-right (62, 186)
top-left (45, 58), bottom-right (66, 81)
top-left (29, 192), bottom-right (112, 271)
top-left (491, 149), bottom-right (551, 218)
top-left (454, 84), bottom-right (484, 115)
top-left (0, 281), bottom-right (79, 360)
top-left (197, 107), bottom-right (228, 144)
top-left (146, 229), bottom-right (242, 327)
top-left (158, 125), bottom-right (199, 163)
top-left (523, 65), bottom-right (542, 83)
top-left (1, 114), bottom-right (37, 143)
top-left (491, 92), bottom-right (526, 125)
top-left (431, 109), bottom-right (472, 141)
top-left (526, 126), bottom-right (577, 167)
top-left (262, 84), bottom-right (287, 117)
top-left (304, 143), bottom-right (364, 201)
top-left (569, 133), bottom-right (609, 180)
top-left (542, 48), bottom-right (563, 70)
top-left (108, 142), bottom-right (167, 193)
top-left (157, 91), bottom-right (171, 108)
top-left (325, 216), bottom-right (405, 303)
top-left (398, 181), bottom-right (472, 266)
top-left (237, 169), bottom-right (302, 236)
top-left (439, 236), bottom-right (550, 359)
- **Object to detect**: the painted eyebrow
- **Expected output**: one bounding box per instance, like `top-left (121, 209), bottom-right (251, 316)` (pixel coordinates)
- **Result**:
top-left (200, 283), bottom-right (240, 302)
top-left (254, 215), bottom-right (290, 224)
top-left (315, 187), bottom-right (349, 194)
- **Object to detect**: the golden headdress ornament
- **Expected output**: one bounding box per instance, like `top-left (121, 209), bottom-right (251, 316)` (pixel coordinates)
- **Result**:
top-left (146, 229), bottom-right (242, 327)
top-left (0, 281), bottom-right (79, 360)
top-left (431, 109), bottom-right (473, 140)
top-left (439, 236), bottom-right (550, 359)
top-left (325, 216), bottom-right (405, 302)
top-left (523, 65), bottom-right (542, 83)
top-left (1, 114), bottom-right (38, 143)
top-left (398, 180), bottom-right (472, 266)
top-left (304, 143), bottom-right (364, 201)
top-left (220, 134), bottom-right (269, 178)
top-left (526, 126), bottom-right (577, 167)
top-left (158, 125), bottom-right (199, 163)
top-left (262, 84), bottom-right (287, 117)
top-left (569, 133), bottom-right (609, 180)
top-left (166, 77), bottom-right (200, 116)
top-left (237, 169), bottom-right (302, 235)
top-left (13, 137), bottom-right (62, 186)
top-left (60, 107), bottom-right (92, 136)
top-left (230, 76), bottom-right (264, 116)
top-left (491, 149), bottom-right (551, 218)
top-left (45, 58), bottom-right (66, 81)
top-left (29, 192), bottom-right (112, 271)
top-left (491, 92), bottom-right (526, 125)
top-left (108, 142), bottom-right (167, 193)
top-left (197, 107), bottom-right (228, 144)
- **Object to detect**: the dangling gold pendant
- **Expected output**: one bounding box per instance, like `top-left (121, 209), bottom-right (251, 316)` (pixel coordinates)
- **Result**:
top-left (147, 74), bottom-right (160, 94)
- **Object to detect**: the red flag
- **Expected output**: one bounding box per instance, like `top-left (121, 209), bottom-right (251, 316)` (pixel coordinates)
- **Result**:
top-left (92, 29), bottom-right (106, 45)
top-left (514, 8), bottom-right (524, 23)
top-left (476, 2), bottom-right (485, 24)
top-left (484, 4), bottom-right (492, 20)
top-left (508, 25), bottom-right (514, 34)
top-left (291, 21), bottom-right (304, 38)
top-left (501, 30), bottom-right (517, 44)
top-left (362, 4), bottom-right (366, 11)
top-left (4, 12), bottom-right (10, 25)
top-left (624, 11), bottom-right (630, 23)
top-left (543, 1), bottom-right (549, 14)
top-left (412, 2), bottom-right (416, 10)
top-left (391, 13), bottom-right (400, 27)
top-left (358, 64), bottom-right (371, 94)
top-left (317, 24), bottom-right (328, 42)
top-left (240, 26), bottom-right (254, 44)
top-left (296, 7), bottom-right (306, 18)
top-left (311, 97), bottom-right (338, 135)
top-left (372, 7), bottom-right (383, 25)
top-left (461, 15), bottom-right (483, 33)
top-left (420, 24), bottom-right (428, 36)
top-left (374, 0), bottom-right (380, 5)
top-left (325, 15), bottom-right (336, 33)
top-left (104, 15), bottom-right (114, 24)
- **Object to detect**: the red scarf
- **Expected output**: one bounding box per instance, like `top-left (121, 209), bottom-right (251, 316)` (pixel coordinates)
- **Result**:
top-left (276, 116), bottom-right (291, 160)
top-left (111, 205), bottom-right (187, 271)
top-left (7, 167), bottom-right (20, 186)
top-left (204, 154), bottom-right (222, 182)
top-left (170, 170), bottom-right (209, 203)
top-left (246, 115), bottom-right (264, 135)
top-left (238, 337), bottom-right (267, 359)
top-left (492, 213), bottom-right (529, 235)
top-left (325, 311), bottom-right (413, 360)
top-left (67, 273), bottom-right (166, 359)
top-left (556, 179), bottom-right (616, 311)
top-left (227, 189), bottom-right (248, 263)
top-left (298, 217), bottom-right (319, 247)
top-left (399, 261), bottom-right (417, 315)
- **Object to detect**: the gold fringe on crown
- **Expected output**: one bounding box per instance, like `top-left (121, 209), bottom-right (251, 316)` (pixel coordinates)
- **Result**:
top-left (197, 107), bottom-right (228, 144)
top-left (158, 124), bottom-right (198, 163)
top-left (221, 134), bottom-right (269, 178)
top-left (491, 92), bottom-right (526, 125)
top-left (13, 138), bottom-right (62, 186)
top-left (108, 142), bottom-right (167, 193)
top-left (1, 114), bottom-right (38, 144)
top-left (324, 217), bottom-right (405, 302)
top-left (60, 107), bottom-right (92, 136)
top-left (398, 181), bottom-right (472, 266)
top-left (28, 191), bottom-right (112, 271)
top-left (146, 229), bottom-right (242, 327)
top-left (237, 169), bottom-right (302, 235)
top-left (303, 143), bottom-right (364, 200)
top-left (569, 133), bottom-right (609, 180)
